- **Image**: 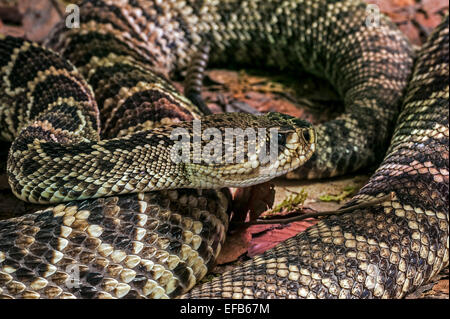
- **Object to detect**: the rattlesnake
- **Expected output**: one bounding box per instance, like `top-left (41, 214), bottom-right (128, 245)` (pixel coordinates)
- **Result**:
top-left (0, 0), bottom-right (448, 299)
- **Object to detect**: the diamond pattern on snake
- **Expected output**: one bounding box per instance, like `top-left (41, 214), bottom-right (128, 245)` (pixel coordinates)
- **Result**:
top-left (0, 0), bottom-right (448, 299)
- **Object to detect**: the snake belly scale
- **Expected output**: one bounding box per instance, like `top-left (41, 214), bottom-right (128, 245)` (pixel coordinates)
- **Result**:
top-left (0, 0), bottom-right (448, 299)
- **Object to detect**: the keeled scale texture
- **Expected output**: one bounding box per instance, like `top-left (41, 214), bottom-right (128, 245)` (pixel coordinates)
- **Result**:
top-left (0, 189), bottom-right (229, 298)
top-left (0, 0), bottom-right (315, 298)
top-left (0, 0), bottom-right (447, 298)
top-left (186, 16), bottom-right (449, 299)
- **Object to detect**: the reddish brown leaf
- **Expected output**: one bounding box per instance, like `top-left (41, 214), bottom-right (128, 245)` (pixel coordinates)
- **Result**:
top-left (432, 279), bottom-right (449, 294)
top-left (215, 183), bottom-right (275, 264)
top-left (20, 0), bottom-right (62, 42)
top-left (365, 0), bottom-right (448, 45)
top-left (247, 220), bottom-right (317, 257)
top-left (216, 228), bottom-right (252, 265)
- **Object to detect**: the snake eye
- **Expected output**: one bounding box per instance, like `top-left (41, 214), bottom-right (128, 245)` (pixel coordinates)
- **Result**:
top-left (302, 129), bottom-right (311, 143)
top-left (277, 133), bottom-right (287, 146)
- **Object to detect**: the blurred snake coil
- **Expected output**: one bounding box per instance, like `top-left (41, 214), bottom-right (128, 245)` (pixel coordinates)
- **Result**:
top-left (0, 0), bottom-right (448, 299)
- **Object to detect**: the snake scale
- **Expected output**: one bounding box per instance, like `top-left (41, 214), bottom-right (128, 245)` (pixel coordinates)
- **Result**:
top-left (0, 0), bottom-right (448, 299)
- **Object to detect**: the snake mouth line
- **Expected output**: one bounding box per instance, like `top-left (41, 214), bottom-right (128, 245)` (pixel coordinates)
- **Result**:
top-left (166, 113), bottom-right (315, 169)
top-left (177, 122), bottom-right (316, 190)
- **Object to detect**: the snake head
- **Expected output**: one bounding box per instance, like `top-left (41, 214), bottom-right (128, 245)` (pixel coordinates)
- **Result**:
top-left (183, 112), bottom-right (316, 188)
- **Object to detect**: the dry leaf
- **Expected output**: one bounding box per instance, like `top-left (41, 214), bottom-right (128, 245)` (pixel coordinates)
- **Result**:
top-left (247, 220), bottom-right (316, 257)
top-left (215, 229), bottom-right (251, 265)
top-left (215, 183), bottom-right (275, 264)
top-left (432, 280), bottom-right (449, 294)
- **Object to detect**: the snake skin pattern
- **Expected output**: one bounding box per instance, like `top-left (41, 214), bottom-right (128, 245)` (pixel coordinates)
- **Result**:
top-left (187, 16), bottom-right (449, 299)
top-left (0, 0), bottom-right (448, 299)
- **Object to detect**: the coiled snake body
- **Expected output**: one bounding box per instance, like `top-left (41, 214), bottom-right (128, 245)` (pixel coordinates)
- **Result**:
top-left (0, 0), bottom-right (448, 299)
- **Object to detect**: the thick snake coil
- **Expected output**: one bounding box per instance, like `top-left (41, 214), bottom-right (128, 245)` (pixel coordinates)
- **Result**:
top-left (0, 0), bottom-right (448, 299)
